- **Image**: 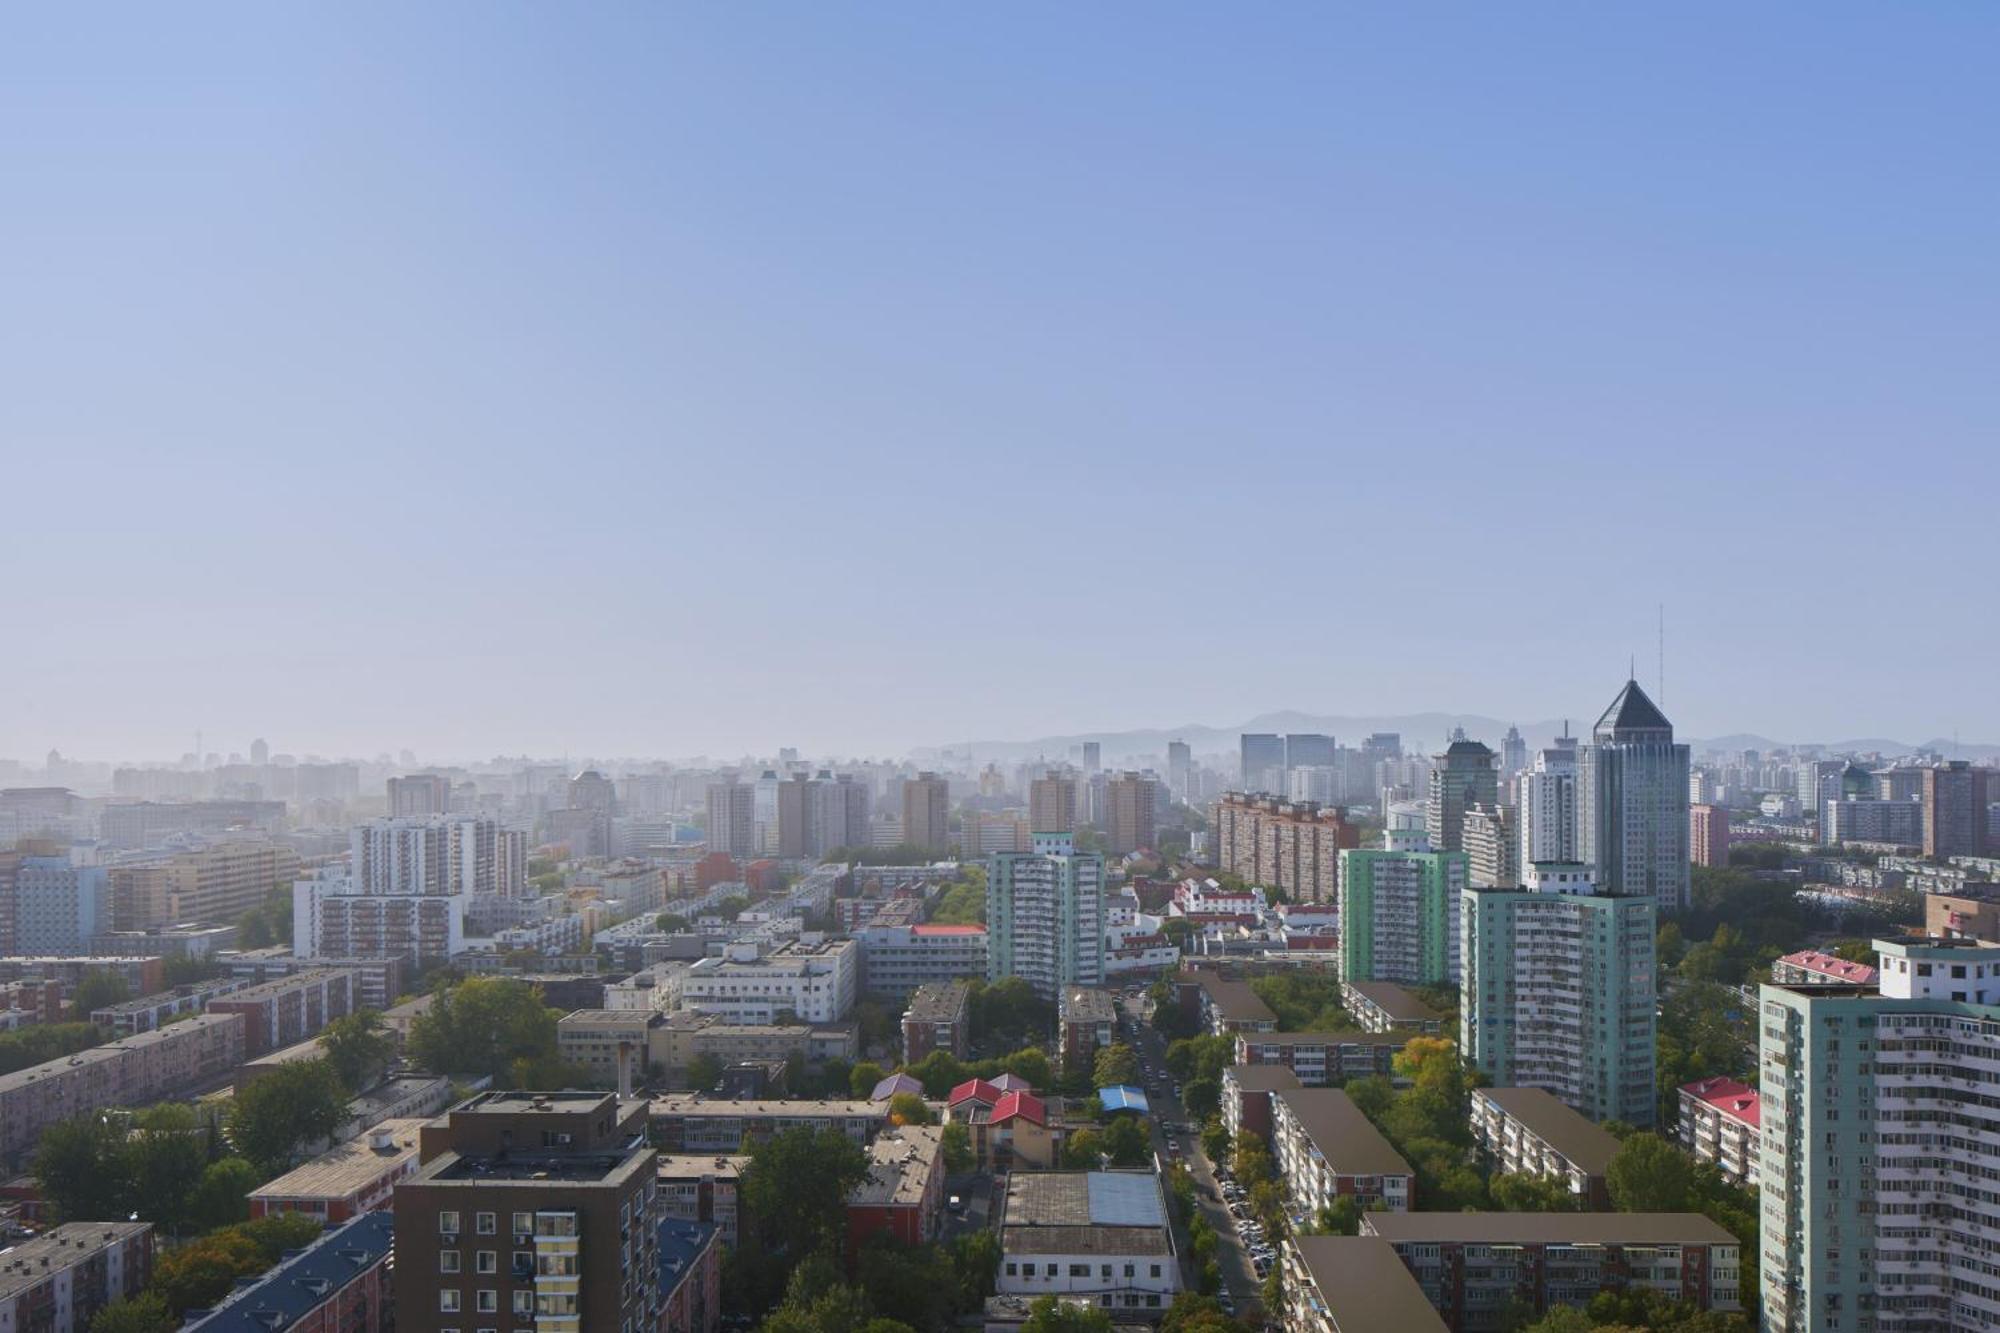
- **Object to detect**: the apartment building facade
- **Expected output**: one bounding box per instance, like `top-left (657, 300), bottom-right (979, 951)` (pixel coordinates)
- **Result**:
top-left (0, 1011), bottom-right (245, 1163)
top-left (1213, 794), bottom-right (1359, 905)
top-left (1361, 1212), bottom-right (1741, 1331)
top-left (1461, 864), bottom-right (1657, 1127)
top-left (1271, 1087), bottom-right (1415, 1215)
top-left (0, 1222), bottom-right (152, 1333)
top-left (394, 1092), bottom-right (662, 1333)
top-left (1758, 936), bottom-right (2000, 1333)
top-left (987, 833), bottom-right (1104, 1001)
top-left (1677, 1076), bottom-right (1760, 1188)
top-left (1338, 848), bottom-right (1466, 986)
top-left (1469, 1087), bottom-right (1619, 1208)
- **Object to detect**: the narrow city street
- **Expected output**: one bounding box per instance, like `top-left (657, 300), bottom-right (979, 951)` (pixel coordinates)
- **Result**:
top-left (1119, 991), bottom-right (1261, 1310)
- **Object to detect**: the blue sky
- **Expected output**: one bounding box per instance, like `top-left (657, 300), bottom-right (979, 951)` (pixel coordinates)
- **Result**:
top-left (3, 5), bottom-right (1995, 761)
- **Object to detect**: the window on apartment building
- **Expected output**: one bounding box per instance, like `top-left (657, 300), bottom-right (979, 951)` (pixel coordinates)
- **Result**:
top-left (476, 1251), bottom-right (496, 1275)
top-left (440, 1291), bottom-right (462, 1313)
top-left (441, 1252), bottom-right (461, 1273)
top-left (477, 1212), bottom-right (497, 1234)
top-left (440, 1210), bottom-right (462, 1234)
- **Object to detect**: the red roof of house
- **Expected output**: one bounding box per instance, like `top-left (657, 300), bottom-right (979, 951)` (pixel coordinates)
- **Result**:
top-left (990, 1091), bottom-right (1046, 1126)
top-left (1777, 950), bottom-right (1878, 983)
top-left (1680, 1076), bottom-right (1761, 1127)
top-left (947, 1078), bottom-right (1001, 1107)
top-left (912, 924), bottom-right (986, 936)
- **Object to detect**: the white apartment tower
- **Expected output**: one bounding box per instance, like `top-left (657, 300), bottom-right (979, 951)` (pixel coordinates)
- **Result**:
top-left (1759, 936), bottom-right (2000, 1333)
top-left (1516, 734), bottom-right (1579, 883)
top-left (986, 833), bottom-right (1104, 1001)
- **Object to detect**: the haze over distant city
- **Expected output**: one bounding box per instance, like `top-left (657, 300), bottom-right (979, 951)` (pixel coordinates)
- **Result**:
top-left (6, 4), bottom-right (1997, 759)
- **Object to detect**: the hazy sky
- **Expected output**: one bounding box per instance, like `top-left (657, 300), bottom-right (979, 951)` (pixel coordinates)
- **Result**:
top-left (4, 5), bottom-right (1996, 762)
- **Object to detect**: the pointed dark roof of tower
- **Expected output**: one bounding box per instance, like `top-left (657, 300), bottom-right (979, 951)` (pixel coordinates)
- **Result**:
top-left (1594, 678), bottom-right (1673, 740)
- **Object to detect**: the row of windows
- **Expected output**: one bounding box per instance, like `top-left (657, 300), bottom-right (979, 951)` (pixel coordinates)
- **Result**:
top-left (1004, 1261), bottom-right (1165, 1278)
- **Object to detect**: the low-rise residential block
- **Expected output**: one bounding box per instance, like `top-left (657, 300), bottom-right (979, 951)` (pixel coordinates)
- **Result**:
top-left (1469, 1087), bottom-right (1619, 1207)
top-left (1361, 1212), bottom-right (1742, 1331)
top-left (1677, 1077), bottom-right (1760, 1188)
top-left (1271, 1088), bottom-right (1414, 1215)
top-left (1339, 979), bottom-right (1445, 1035)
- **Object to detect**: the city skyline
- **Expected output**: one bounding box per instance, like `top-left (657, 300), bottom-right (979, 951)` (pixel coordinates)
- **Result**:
top-left (5, 5), bottom-right (1998, 762)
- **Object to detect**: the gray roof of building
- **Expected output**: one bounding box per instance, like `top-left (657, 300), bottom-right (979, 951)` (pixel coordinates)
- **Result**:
top-left (1291, 1237), bottom-right (1448, 1332)
top-left (1222, 1064), bottom-right (1301, 1091)
top-left (1276, 1089), bottom-right (1412, 1177)
top-left (1474, 1087), bottom-right (1621, 1175)
top-left (1594, 678), bottom-right (1674, 739)
top-left (1342, 980), bottom-right (1443, 1023)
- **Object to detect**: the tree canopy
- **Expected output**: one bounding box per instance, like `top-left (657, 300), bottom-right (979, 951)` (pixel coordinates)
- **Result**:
top-left (318, 1009), bottom-right (396, 1093)
top-left (406, 976), bottom-right (563, 1084)
top-left (228, 1058), bottom-right (348, 1173)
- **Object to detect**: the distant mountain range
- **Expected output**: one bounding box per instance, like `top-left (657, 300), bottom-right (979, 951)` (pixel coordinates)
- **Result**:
top-left (917, 711), bottom-right (2000, 766)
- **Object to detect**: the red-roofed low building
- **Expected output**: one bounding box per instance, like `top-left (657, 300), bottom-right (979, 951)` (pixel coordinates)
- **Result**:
top-left (944, 1080), bottom-right (1062, 1170)
top-left (1679, 1077), bottom-right (1762, 1187)
top-left (988, 1091), bottom-right (1061, 1169)
top-left (1772, 950), bottom-right (1879, 987)
top-left (948, 1078), bottom-right (1001, 1111)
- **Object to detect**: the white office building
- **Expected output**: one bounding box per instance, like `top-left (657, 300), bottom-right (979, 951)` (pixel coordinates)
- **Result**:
top-left (680, 936), bottom-right (859, 1024)
top-left (1516, 736), bottom-right (1579, 883)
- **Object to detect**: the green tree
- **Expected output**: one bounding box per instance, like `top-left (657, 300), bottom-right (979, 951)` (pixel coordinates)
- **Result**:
top-left (1606, 1132), bottom-right (1695, 1213)
top-left (1317, 1195), bottom-right (1364, 1235)
top-left (88, 1293), bottom-right (178, 1333)
top-left (1020, 1295), bottom-right (1115, 1333)
top-left (888, 1092), bottom-right (935, 1125)
top-left (685, 1053), bottom-right (723, 1092)
top-left (1160, 1292), bottom-right (1254, 1333)
top-left (1102, 1115), bottom-right (1152, 1166)
top-left (318, 1009), bottom-right (396, 1093)
top-left (855, 1236), bottom-right (957, 1332)
top-left (854, 999), bottom-right (898, 1055)
top-left (0, 1022), bottom-right (103, 1076)
top-left (128, 1107), bottom-right (208, 1236)
top-left (70, 969), bottom-right (130, 1021)
top-left (849, 1060), bottom-right (888, 1099)
top-left (1518, 1309), bottom-right (1598, 1333)
top-left (1200, 1118), bottom-right (1230, 1162)
top-left (1092, 1043), bottom-right (1139, 1088)
top-left (1250, 972), bottom-right (1352, 1031)
top-left (951, 1229), bottom-right (1002, 1309)
top-left (1182, 1074), bottom-right (1221, 1120)
top-left (930, 877), bottom-right (988, 926)
top-left (1233, 1130), bottom-right (1275, 1190)
top-left (1490, 1172), bottom-right (1579, 1213)
top-left (739, 1126), bottom-right (871, 1260)
top-left (655, 912), bottom-right (690, 932)
top-left (33, 1114), bottom-right (132, 1222)
top-left (1164, 1035), bottom-right (1233, 1084)
top-left (189, 1157), bottom-right (260, 1231)
top-left (228, 1057), bottom-right (348, 1172)
top-left (940, 1121), bottom-right (974, 1174)
top-left (1000, 1047), bottom-right (1052, 1090)
top-left (406, 977), bottom-right (561, 1084)
top-left (1062, 1127), bottom-right (1104, 1169)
